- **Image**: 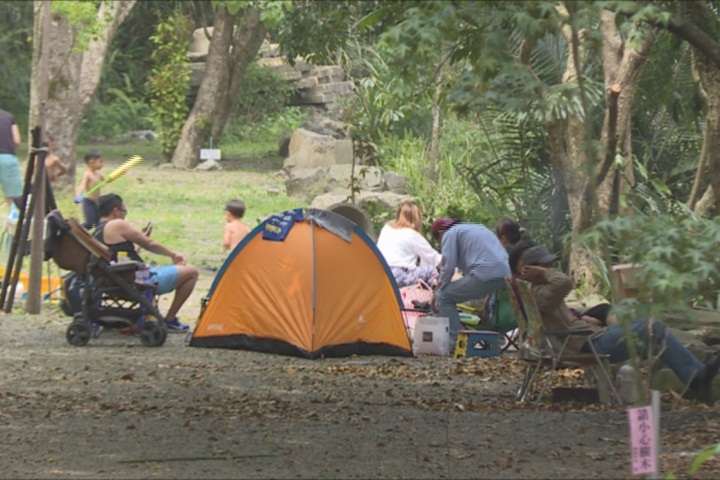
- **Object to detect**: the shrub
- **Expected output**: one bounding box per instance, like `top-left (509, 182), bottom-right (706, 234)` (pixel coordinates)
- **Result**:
top-left (80, 78), bottom-right (153, 142)
top-left (146, 11), bottom-right (192, 161)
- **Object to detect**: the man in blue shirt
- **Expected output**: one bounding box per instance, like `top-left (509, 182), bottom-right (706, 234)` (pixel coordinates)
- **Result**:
top-left (430, 217), bottom-right (510, 349)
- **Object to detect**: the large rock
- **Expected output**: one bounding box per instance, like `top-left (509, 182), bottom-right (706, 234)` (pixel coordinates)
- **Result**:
top-left (311, 190), bottom-right (412, 214)
top-left (285, 165), bottom-right (384, 199)
top-left (302, 114), bottom-right (348, 138)
top-left (382, 172), bottom-right (407, 194)
top-left (283, 126), bottom-right (376, 174)
top-left (326, 165), bottom-right (383, 191)
top-left (285, 167), bottom-right (329, 199)
top-left (284, 129), bottom-right (343, 172)
top-left (195, 159), bottom-right (222, 171)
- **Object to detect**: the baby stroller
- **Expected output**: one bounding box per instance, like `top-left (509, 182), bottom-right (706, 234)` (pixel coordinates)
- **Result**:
top-left (44, 210), bottom-right (167, 347)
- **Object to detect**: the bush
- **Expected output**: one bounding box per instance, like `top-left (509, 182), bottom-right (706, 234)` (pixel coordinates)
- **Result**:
top-left (222, 106), bottom-right (308, 153)
top-left (146, 12), bottom-right (193, 161)
top-left (221, 62), bottom-right (303, 148)
top-left (581, 205), bottom-right (720, 319)
top-left (80, 82), bottom-right (153, 142)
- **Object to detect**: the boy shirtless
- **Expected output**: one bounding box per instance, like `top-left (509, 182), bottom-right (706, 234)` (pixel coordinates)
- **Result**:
top-left (44, 133), bottom-right (68, 182)
top-left (75, 149), bottom-right (104, 229)
top-left (222, 199), bottom-right (251, 252)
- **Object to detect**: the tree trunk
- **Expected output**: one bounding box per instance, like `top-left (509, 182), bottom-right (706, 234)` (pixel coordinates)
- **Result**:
top-left (682, 2), bottom-right (720, 211)
top-left (28, 0), bottom-right (136, 186)
top-left (697, 62), bottom-right (720, 210)
top-left (427, 50), bottom-right (446, 184)
top-left (428, 79), bottom-right (442, 183)
top-left (548, 5), bottom-right (595, 289)
top-left (172, 7), bottom-right (267, 169)
top-left (695, 184), bottom-right (715, 216)
top-left (595, 12), bottom-right (655, 221)
top-left (549, 6), bottom-right (654, 292)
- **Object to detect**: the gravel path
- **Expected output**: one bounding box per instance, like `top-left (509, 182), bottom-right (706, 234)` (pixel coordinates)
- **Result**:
top-left (1, 269), bottom-right (718, 479)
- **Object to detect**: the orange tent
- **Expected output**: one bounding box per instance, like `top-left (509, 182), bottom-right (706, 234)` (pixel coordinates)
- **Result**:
top-left (190, 208), bottom-right (412, 358)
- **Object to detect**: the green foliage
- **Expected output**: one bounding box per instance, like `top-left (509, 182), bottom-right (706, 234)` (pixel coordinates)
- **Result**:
top-left (146, 11), bottom-right (193, 161)
top-left (52, 1), bottom-right (110, 51)
top-left (276, 0), bottom-right (383, 67)
top-left (222, 106), bottom-right (308, 154)
top-left (689, 442), bottom-right (720, 475)
top-left (214, 0), bottom-right (290, 27)
top-left (380, 121), bottom-right (487, 228)
top-left (81, 1), bottom-right (191, 142)
top-left (219, 0), bottom-right (251, 15)
top-left (581, 205), bottom-right (720, 321)
top-left (0, 1), bottom-right (32, 128)
top-left (230, 62), bottom-right (295, 126)
top-left (632, 33), bottom-right (704, 202)
top-left (257, 0), bottom-right (291, 29)
top-left (80, 76), bottom-right (153, 142)
top-left (363, 198), bottom-right (395, 235)
top-left (223, 104), bottom-right (307, 144)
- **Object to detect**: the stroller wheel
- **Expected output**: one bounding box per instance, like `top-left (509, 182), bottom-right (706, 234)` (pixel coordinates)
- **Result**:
top-left (66, 321), bottom-right (91, 347)
top-left (139, 320), bottom-right (167, 347)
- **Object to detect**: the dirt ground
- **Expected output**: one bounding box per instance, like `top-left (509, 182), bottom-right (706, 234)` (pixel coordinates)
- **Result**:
top-left (2, 267), bottom-right (720, 479)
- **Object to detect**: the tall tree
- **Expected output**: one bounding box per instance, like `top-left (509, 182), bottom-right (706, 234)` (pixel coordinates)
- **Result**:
top-left (677, 1), bottom-right (720, 214)
top-left (29, 0), bottom-right (136, 183)
top-left (547, 5), bottom-right (656, 288)
top-left (171, 3), bottom-right (268, 169)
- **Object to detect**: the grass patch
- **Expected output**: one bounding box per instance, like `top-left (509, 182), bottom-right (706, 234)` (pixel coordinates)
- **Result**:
top-left (10, 140), bottom-right (298, 272)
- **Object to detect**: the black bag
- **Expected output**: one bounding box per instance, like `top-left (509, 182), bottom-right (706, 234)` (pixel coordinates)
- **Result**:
top-left (59, 272), bottom-right (84, 317)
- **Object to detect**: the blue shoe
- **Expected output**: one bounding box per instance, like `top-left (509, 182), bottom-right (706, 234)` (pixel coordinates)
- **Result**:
top-left (165, 317), bottom-right (189, 333)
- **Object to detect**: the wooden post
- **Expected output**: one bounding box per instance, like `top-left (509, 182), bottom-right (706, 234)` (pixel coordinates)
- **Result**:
top-left (25, 0), bottom-right (52, 314)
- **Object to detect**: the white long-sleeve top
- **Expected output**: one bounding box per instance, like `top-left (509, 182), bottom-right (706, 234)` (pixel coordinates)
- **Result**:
top-left (376, 224), bottom-right (442, 269)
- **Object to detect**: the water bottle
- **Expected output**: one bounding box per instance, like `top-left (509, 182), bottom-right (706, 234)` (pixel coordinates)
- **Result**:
top-left (135, 264), bottom-right (151, 284)
top-left (616, 364), bottom-right (636, 404)
top-left (117, 251), bottom-right (129, 264)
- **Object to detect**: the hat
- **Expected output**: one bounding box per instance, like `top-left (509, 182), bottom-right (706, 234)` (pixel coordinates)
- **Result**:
top-left (430, 217), bottom-right (458, 241)
top-left (522, 246), bottom-right (559, 266)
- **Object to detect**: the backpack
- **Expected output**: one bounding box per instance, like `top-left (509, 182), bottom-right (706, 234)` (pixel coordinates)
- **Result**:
top-left (59, 271), bottom-right (84, 317)
top-left (485, 288), bottom-right (517, 333)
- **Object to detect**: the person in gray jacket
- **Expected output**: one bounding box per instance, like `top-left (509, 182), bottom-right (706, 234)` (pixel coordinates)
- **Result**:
top-left (430, 217), bottom-right (510, 349)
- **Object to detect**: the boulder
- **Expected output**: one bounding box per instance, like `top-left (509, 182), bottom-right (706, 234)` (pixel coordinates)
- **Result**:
top-left (302, 114), bottom-right (348, 138)
top-left (283, 127), bottom-right (376, 174)
top-left (285, 167), bottom-right (329, 198)
top-left (382, 172), bottom-right (407, 194)
top-left (333, 139), bottom-right (354, 165)
top-left (311, 190), bottom-right (412, 214)
top-left (327, 165), bottom-right (383, 191)
top-left (195, 159), bottom-right (222, 171)
top-left (284, 129), bottom-right (339, 172)
top-left (187, 27), bottom-right (213, 62)
top-left (285, 165), bottom-right (384, 200)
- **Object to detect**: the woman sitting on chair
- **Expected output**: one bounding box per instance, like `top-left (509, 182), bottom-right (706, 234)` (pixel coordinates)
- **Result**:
top-left (377, 201), bottom-right (441, 288)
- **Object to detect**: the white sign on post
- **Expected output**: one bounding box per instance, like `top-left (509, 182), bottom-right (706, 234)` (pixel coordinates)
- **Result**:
top-left (200, 149), bottom-right (222, 161)
top-left (628, 406), bottom-right (657, 476)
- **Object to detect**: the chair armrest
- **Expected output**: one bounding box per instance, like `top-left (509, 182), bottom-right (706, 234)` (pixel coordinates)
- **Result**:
top-left (107, 262), bottom-right (141, 274)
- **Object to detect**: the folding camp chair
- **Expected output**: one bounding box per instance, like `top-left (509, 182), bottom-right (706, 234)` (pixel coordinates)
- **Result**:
top-left (44, 210), bottom-right (167, 347)
top-left (457, 289), bottom-right (519, 354)
top-left (505, 276), bottom-right (622, 404)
